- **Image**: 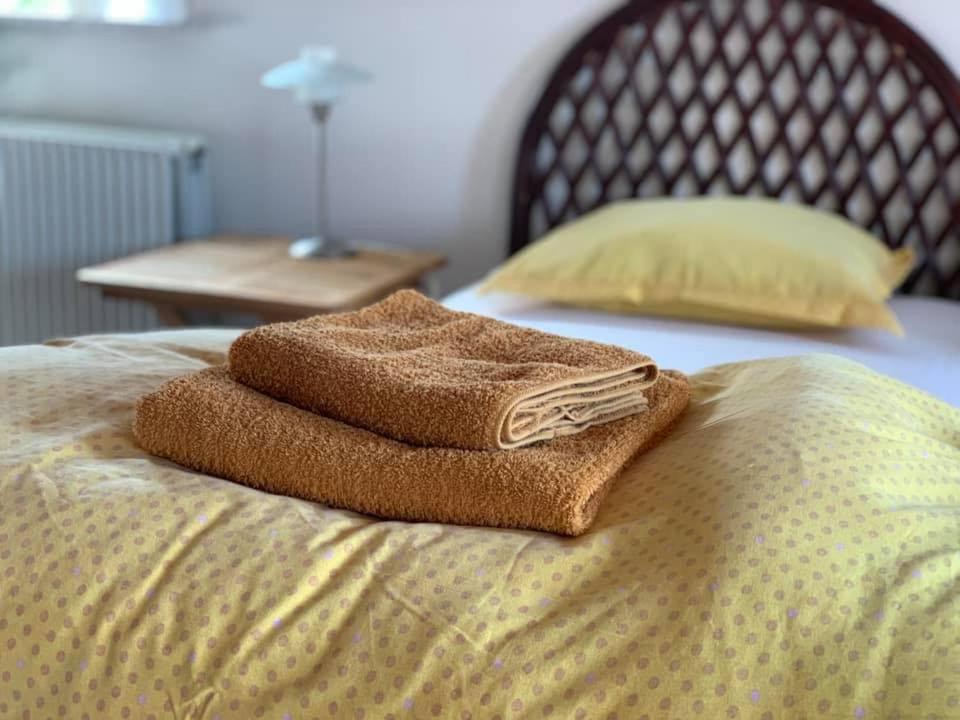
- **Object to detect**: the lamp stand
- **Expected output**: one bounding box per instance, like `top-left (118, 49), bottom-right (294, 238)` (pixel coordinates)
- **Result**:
top-left (288, 102), bottom-right (354, 259)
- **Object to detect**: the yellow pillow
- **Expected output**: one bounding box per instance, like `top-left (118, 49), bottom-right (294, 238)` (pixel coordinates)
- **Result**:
top-left (483, 197), bottom-right (915, 334)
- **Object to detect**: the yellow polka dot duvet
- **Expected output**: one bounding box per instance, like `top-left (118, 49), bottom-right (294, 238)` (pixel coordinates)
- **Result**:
top-left (0, 330), bottom-right (958, 720)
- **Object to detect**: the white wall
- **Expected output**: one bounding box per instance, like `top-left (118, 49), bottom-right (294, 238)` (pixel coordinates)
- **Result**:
top-left (1, 0), bottom-right (957, 292)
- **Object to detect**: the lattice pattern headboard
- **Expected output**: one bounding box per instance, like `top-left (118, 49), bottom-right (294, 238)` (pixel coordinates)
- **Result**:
top-left (510, 0), bottom-right (960, 297)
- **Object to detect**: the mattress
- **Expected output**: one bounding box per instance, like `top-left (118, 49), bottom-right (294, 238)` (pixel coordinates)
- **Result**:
top-left (1, 324), bottom-right (958, 719)
top-left (444, 286), bottom-right (960, 406)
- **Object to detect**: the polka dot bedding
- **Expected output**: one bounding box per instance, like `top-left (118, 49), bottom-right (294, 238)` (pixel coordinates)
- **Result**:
top-left (0, 330), bottom-right (957, 719)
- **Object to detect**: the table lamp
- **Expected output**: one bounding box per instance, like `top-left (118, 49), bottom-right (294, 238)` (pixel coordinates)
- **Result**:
top-left (261, 46), bottom-right (371, 258)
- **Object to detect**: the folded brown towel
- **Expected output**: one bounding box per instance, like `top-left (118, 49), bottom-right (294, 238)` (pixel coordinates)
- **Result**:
top-left (228, 289), bottom-right (660, 450)
top-left (133, 367), bottom-right (690, 535)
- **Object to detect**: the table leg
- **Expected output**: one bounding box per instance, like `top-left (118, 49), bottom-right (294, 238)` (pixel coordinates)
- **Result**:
top-left (155, 304), bottom-right (189, 327)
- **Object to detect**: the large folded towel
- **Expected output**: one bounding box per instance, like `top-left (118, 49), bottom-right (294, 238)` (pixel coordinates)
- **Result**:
top-left (228, 290), bottom-right (660, 450)
top-left (133, 367), bottom-right (690, 535)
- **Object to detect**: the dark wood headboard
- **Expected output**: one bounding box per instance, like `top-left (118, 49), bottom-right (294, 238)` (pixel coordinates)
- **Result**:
top-left (510, 0), bottom-right (960, 297)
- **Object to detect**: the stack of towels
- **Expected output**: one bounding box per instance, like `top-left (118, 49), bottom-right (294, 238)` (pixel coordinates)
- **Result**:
top-left (134, 290), bottom-right (690, 536)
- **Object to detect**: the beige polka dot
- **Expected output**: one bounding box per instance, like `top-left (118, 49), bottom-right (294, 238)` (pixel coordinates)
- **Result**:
top-left (0, 324), bottom-right (957, 718)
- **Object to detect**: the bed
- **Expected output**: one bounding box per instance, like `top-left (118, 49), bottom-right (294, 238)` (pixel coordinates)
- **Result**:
top-left (449, 0), bottom-right (960, 411)
top-left (445, 290), bottom-right (960, 406)
top-left (2, 1), bottom-right (959, 719)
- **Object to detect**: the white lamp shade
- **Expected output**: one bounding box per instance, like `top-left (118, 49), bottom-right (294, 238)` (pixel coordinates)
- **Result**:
top-left (262, 46), bottom-right (372, 105)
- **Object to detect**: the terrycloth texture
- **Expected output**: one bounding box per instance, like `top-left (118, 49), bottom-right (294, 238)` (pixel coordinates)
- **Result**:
top-left (5, 334), bottom-right (960, 719)
top-left (228, 289), bottom-right (660, 449)
top-left (133, 366), bottom-right (689, 535)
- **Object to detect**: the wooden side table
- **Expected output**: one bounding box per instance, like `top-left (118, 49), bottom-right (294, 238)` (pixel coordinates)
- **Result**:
top-left (77, 235), bottom-right (447, 325)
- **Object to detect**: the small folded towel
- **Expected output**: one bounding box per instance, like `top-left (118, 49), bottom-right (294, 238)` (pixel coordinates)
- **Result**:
top-left (133, 367), bottom-right (690, 535)
top-left (228, 289), bottom-right (660, 450)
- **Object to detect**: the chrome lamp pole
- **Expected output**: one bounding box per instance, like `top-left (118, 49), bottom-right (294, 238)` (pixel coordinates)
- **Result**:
top-left (261, 47), bottom-right (371, 259)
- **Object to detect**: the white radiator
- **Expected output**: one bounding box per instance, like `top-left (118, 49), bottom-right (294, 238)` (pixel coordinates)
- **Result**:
top-left (0, 118), bottom-right (213, 346)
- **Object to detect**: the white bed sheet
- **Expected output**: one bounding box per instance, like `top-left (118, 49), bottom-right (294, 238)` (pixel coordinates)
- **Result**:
top-left (444, 284), bottom-right (960, 407)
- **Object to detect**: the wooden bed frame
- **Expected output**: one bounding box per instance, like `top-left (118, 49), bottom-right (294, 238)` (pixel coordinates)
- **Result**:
top-left (510, 0), bottom-right (960, 298)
